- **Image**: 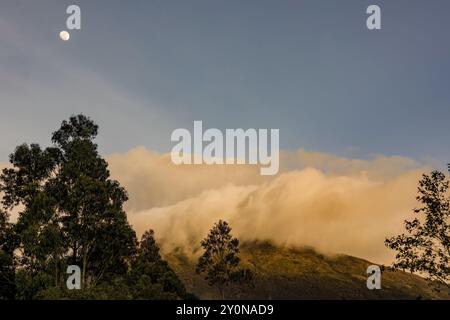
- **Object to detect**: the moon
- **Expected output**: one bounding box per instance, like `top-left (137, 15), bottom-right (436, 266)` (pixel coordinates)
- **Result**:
top-left (59, 31), bottom-right (70, 41)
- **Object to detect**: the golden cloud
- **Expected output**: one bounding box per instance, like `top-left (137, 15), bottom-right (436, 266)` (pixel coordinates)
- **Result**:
top-left (106, 147), bottom-right (428, 264)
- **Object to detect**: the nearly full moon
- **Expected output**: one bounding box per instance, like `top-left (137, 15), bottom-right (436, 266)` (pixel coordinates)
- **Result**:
top-left (59, 31), bottom-right (70, 41)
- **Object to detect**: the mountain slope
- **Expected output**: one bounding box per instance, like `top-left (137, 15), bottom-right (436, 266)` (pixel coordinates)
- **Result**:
top-left (165, 241), bottom-right (450, 300)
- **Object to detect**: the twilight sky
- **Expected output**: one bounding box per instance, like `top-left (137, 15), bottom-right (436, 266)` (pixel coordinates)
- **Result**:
top-left (1, 0), bottom-right (450, 165)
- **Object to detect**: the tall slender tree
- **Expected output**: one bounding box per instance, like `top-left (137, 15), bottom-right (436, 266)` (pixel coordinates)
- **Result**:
top-left (0, 115), bottom-right (137, 296)
top-left (196, 220), bottom-right (253, 299)
top-left (48, 115), bottom-right (136, 286)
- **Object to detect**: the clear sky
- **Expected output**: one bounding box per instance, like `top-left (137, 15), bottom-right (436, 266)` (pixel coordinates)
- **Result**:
top-left (1, 0), bottom-right (450, 164)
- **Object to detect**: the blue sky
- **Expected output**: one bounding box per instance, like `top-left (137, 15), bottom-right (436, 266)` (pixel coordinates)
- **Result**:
top-left (1, 0), bottom-right (450, 165)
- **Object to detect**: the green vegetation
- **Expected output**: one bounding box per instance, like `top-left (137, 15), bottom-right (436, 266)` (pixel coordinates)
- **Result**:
top-left (0, 210), bottom-right (15, 299)
top-left (170, 241), bottom-right (450, 299)
top-left (128, 230), bottom-right (186, 299)
top-left (0, 115), bottom-right (186, 300)
top-left (196, 220), bottom-right (254, 299)
top-left (1, 114), bottom-right (449, 300)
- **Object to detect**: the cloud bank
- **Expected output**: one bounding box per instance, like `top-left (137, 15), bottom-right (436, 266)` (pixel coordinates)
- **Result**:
top-left (107, 147), bottom-right (428, 264)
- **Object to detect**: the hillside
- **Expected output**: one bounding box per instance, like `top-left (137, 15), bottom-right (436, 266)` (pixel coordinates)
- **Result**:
top-left (165, 241), bottom-right (450, 300)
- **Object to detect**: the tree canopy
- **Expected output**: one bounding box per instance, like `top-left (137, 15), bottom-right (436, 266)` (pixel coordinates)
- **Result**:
top-left (0, 115), bottom-right (186, 299)
top-left (196, 220), bottom-right (253, 299)
top-left (386, 169), bottom-right (450, 292)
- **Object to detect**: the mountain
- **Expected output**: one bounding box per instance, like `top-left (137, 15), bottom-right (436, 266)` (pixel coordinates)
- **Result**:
top-left (165, 241), bottom-right (450, 300)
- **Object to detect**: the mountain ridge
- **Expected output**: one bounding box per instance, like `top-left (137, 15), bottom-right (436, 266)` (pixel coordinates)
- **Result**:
top-left (165, 240), bottom-right (450, 300)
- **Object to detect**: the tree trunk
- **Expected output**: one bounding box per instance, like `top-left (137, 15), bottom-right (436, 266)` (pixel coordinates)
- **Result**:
top-left (82, 251), bottom-right (88, 289)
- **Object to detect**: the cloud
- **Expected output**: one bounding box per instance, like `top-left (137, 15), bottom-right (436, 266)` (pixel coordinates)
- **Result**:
top-left (107, 147), bottom-right (268, 211)
top-left (280, 149), bottom-right (419, 180)
top-left (2, 146), bottom-right (429, 263)
top-left (106, 147), bottom-right (428, 264)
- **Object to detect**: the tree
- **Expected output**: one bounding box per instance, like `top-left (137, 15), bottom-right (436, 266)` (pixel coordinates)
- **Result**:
top-left (385, 170), bottom-right (450, 291)
top-left (196, 220), bottom-right (253, 299)
top-left (1, 143), bottom-right (62, 281)
top-left (0, 210), bottom-right (16, 299)
top-left (128, 230), bottom-right (186, 299)
top-left (0, 114), bottom-right (191, 300)
top-left (49, 115), bottom-right (137, 287)
top-left (0, 115), bottom-right (137, 297)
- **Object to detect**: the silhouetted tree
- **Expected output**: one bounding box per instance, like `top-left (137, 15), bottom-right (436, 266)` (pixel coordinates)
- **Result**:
top-left (0, 115), bottom-right (137, 297)
top-left (385, 170), bottom-right (450, 291)
top-left (128, 230), bottom-right (186, 299)
top-left (49, 115), bottom-right (137, 286)
top-left (196, 220), bottom-right (253, 299)
top-left (1, 143), bottom-right (62, 282)
top-left (0, 210), bottom-right (16, 299)
top-left (0, 114), bottom-right (195, 300)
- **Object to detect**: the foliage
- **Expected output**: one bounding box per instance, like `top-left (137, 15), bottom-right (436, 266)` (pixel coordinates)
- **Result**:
top-left (196, 220), bottom-right (254, 299)
top-left (386, 170), bottom-right (450, 291)
top-left (128, 230), bottom-right (186, 299)
top-left (0, 210), bottom-right (16, 299)
top-left (0, 115), bottom-right (185, 300)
